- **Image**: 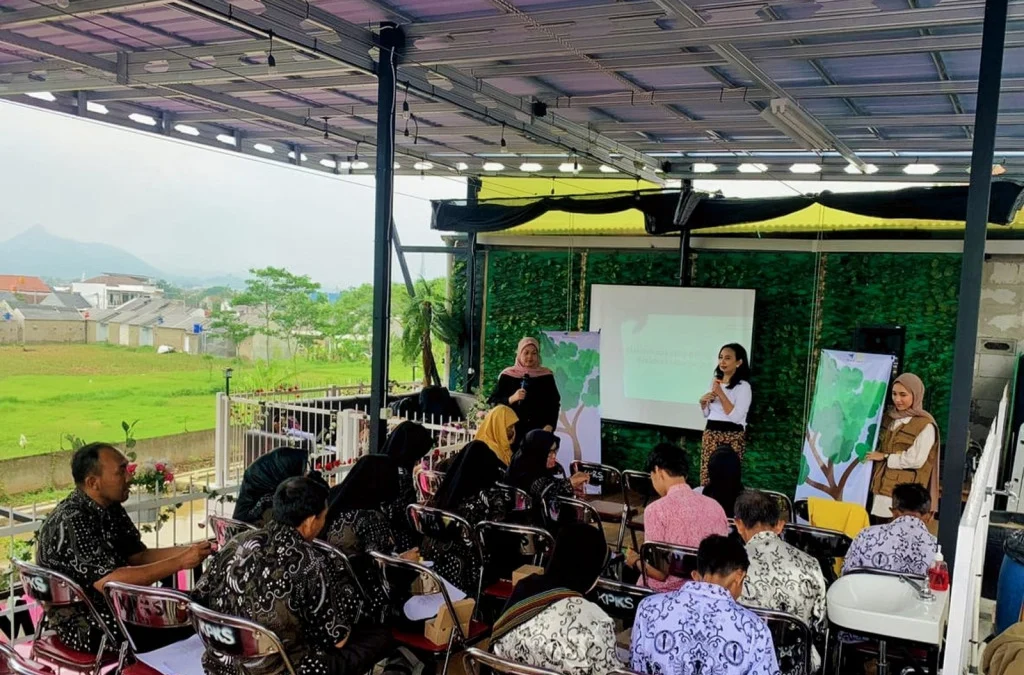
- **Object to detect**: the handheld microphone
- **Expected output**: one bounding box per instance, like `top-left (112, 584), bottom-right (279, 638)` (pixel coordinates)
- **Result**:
top-left (520, 373), bottom-right (530, 391)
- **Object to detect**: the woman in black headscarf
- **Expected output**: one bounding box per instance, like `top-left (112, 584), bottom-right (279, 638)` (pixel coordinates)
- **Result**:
top-left (507, 430), bottom-right (590, 525)
top-left (233, 446), bottom-right (309, 524)
top-left (491, 524), bottom-right (619, 675)
top-left (422, 441), bottom-right (512, 594)
top-left (381, 422), bottom-right (434, 550)
top-left (700, 446), bottom-right (745, 519)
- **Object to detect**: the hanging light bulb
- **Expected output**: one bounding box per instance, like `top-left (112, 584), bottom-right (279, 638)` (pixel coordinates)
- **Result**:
top-left (401, 84), bottom-right (410, 120)
top-left (322, 117), bottom-right (329, 140)
top-left (354, 141), bottom-right (360, 160)
top-left (266, 30), bottom-right (276, 72)
top-left (500, 122), bottom-right (508, 153)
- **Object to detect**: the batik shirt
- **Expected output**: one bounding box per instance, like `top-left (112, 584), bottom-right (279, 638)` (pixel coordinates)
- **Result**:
top-left (841, 516), bottom-right (937, 577)
top-left (36, 489), bottom-right (146, 653)
top-left (324, 507), bottom-right (397, 621)
top-left (383, 468), bottom-right (420, 552)
top-left (422, 487), bottom-right (511, 594)
top-left (740, 532), bottom-right (826, 673)
top-left (193, 520), bottom-right (362, 675)
top-left (492, 597), bottom-right (622, 675)
top-left (630, 582), bottom-right (780, 675)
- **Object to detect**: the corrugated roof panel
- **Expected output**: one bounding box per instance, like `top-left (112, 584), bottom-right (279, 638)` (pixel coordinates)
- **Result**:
top-left (853, 95), bottom-right (957, 116)
top-left (818, 53), bottom-right (944, 83)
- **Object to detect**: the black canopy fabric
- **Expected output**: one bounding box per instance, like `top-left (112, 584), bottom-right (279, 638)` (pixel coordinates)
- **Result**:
top-left (430, 181), bottom-right (1024, 235)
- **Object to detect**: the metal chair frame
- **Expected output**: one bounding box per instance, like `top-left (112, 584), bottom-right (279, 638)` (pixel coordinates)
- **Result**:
top-left (207, 515), bottom-right (257, 548)
top-left (474, 521), bottom-right (555, 606)
top-left (746, 606), bottom-right (814, 675)
top-left (308, 539), bottom-right (372, 623)
top-left (638, 541), bottom-right (699, 588)
top-left (621, 470), bottom-right (653, 549)
top-left (753, 489), bottom-right (795, 524)
top-left (462, 647), bottom-right (560, 675)
top-left (102, 582), bottom-right (193, 673)
top-left (189, 601), bottom-right (297, 675)
top-left (493, 483), bottom-right (533, 514)
top-left (414, 469), bottom-right (446, 504)
top-left (0, 643), bottom-right (53, 675)
top-left (570, 461), bottom-right (631, 548)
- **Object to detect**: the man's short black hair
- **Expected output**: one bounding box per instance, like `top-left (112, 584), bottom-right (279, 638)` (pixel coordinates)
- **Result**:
top-left (71, 443), bottom-right (118, 485)
top-left (734, 491), bottom-right (781, 528)
top-left (273, 476), bottom-right (328, 527)
top-left (892, 483), bottom-right (931, 515)
top-left (697, 534), bottom-right (749, 577)
top-left (646, 443), bottom-right (689, 478)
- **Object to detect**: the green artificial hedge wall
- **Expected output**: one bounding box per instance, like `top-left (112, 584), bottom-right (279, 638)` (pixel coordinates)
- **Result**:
top-left (472, 247), bottom-right (961, 495)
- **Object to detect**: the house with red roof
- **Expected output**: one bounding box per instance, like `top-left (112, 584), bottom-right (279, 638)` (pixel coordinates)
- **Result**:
top-left (0, 275), bottom-right (51, 304)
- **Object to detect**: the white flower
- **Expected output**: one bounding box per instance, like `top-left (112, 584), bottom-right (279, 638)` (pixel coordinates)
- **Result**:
top-left (18, 435), bottom-right (27, 448)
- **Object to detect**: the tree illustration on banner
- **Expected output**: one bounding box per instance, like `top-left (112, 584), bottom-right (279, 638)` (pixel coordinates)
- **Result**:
top-left (796, 349), bottom-right (894, 503)
top-left (540, 332), bottom-right (601, 464)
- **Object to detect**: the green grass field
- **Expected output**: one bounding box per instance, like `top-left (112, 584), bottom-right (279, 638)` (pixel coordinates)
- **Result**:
top-left (0, 344), bottom-right (415, 460)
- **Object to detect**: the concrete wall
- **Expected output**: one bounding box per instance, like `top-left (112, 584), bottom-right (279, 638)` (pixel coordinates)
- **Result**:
top-left (0, 320), bottom-right (21, 344)
top-left (154, 326), bottom-right (186, 352)
top-left (972, 255), bottom-right (1024, 439)
top-left (0, 429), bottom-right (216, 497)
top-left (20, 320), bottom-right (86, 344)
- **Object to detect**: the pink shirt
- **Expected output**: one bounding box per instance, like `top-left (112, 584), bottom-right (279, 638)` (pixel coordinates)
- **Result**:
top-left (643, 482), bottom-right (730, 591)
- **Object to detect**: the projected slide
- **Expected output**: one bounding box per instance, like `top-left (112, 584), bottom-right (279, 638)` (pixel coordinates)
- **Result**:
top-left (590, 285), bottom-right (755, 430)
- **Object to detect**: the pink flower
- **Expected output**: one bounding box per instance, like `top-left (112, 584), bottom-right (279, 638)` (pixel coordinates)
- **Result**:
top-left (155, 463), bottom-right (165, 473)
top-left (163, 472), bottom-right (174, 483)
top-left (127, 463), bottom-right (137, 475)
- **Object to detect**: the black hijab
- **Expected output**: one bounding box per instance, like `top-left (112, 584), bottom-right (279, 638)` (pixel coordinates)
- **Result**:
top-left (431, 441), bottom-right (505, 511)
top-left (702, 448), bottom-right (744, 518)
top-left (327, 455), bottom-right (400, 520)
top-left (234, 447), bottom-right (308, 523)
top-left (507, 430), bottom-right (560, 491)
top-left (382, 421), bottom-right (434, 471)
top-left (503, 523), bottom-right (608, 611)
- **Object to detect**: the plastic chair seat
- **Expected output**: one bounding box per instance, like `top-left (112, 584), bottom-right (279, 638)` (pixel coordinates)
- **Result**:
top-left (32, 634), bottom-right (115, 671)
top-left (587, 500), bottom-right (633, 521)
top-left (483, 581), bottom-right (515, 600)
top-left (392, 620), bottom-right (490, 653)
top-left (121, 662), bottom-right (164, 675)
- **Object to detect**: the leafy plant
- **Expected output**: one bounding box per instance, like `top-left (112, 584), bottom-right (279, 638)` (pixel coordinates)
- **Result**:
top-left (121, 419), bottom-right (139, 461)
top-left (399, 278), bottom-right (462, 387)
top-left (210, 308), bottom-right (255, 350)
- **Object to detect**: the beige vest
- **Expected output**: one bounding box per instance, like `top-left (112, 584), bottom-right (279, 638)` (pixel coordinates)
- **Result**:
top-left (870, 415), bottom-right (938, 498)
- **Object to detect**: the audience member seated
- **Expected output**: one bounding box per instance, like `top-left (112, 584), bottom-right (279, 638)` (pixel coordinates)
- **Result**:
top-left (381, 421), bottom-right (434, 550)
top-left (488, 336), bottom-right (562, 443)
top-left (624, 443), bottom-right (730, 591)
top-left (630, 535), bottom-right (780, 675)
top-left (233, 446), bottom-right (312, 524)
top-left (36, 443), bottom-right (212, 654)
top-left (735, 490), bottom-right (826, 671)
top-left (491, 523), bottom-right (619, 675)
top-left (423, 442), bottom-right (512, 594)
top-left (699, 446), bottom-right (745, 518)
top-left (194, 476), bottom-right (391, 675)
top-left (507, 430), bottom-right (590, 523)
top-left (842, 483), bottom-right (937, 577)
top-left (474, 405), bottom-right (520, 465)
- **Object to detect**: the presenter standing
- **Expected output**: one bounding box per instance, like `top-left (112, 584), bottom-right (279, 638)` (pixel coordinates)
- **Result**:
top-left (699, 344), bottom-right (752, 485)
top-left (488, 337), bottom-right (562, 444)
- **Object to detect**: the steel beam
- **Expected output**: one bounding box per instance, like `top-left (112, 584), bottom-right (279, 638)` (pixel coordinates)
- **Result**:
top-left (0, 0), bottom-right (167, 28)
top-left (940, 0), bottom-right (1008, 571)
top-left (368, 22), bottom-right (401, 455)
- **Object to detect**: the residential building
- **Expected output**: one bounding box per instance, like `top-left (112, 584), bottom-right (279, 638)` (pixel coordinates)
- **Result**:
top-left (86, 297), bottom-right (211, 354)
top-left (0, 300), bottom-right (86, 344)
top-left (0, 275), bottom-right (51, 304)
top-left (40, 292), bottom-right (92, 312)
top-left (72, 273), bottom-right (163, 309)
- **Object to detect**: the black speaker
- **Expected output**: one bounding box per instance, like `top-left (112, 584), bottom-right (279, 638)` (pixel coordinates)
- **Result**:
top-left (853, 325), bottom-right (906, 378)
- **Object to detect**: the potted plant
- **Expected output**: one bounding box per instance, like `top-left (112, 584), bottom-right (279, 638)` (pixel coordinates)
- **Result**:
top-left (128, 460), bottom-right (176, 521)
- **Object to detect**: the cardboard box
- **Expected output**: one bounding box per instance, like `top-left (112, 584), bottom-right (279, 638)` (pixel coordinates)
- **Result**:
top-left (512, 565), bottom-right (544, 587)
top-left (424, 598), bottom-right (475, 645)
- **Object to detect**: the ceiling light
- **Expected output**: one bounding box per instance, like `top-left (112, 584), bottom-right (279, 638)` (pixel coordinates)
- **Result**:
top-left (482, 162), bottom-right (505, 172)
top-left (216, 134), bottom-right (236, 145)
top-left (320, 158), bottom-right (337, 169)
top-left (86, 101), bottom-right (108, 115)
top-left (903, 163), bottom-right (940, 175)
top-left (253, 143), bottom-right (275, 154)
top-left (413, 161), bottom-right (433, 171)
top-left (519, 162), bottom-right (543, 172)
top-left (351, 161), bottom-right (369, 170)
top-left (598, 164), bottom-right (619, 173)
top-left (692, 163), bottom-right (717, 173)
top-left (760, 98), bottom-right (835, 150)
top-left (737, 163), bottom-right (767, 174)
top-left (394, 162), bottom-right (401, 169)
top-left (559, 162), bottom-right (581, 173)
top-left (844, 163), bottom-right (879, 175)
top-left (129, 113), bottom-right (157, 126)
top-left (427, 71), bottom-right (454, 90)
top-left (789, 163), bottom-right (821, 174)
top-left (455, 162), bottom-right (469, 171)
top-left (337, 160), bottom-right (352, 170)
top-left (175, 124), bottom-right (200, 136)
top-left (287, 151), bottom-right (308, 161)
top-left (26, 91), bottom-right (56, 102)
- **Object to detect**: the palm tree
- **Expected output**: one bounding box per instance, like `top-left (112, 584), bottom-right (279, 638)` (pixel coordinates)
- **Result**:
top-left (399, 278), bottom-right (462, 388)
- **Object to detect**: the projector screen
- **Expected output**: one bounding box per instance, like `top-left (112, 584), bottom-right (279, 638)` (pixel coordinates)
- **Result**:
top-left (589, 285), bottom-right (756, 430)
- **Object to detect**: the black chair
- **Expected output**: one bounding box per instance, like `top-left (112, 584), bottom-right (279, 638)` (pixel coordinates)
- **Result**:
top-left (542, 494), bottom-right (604, 533)
top-left (780, 523), bottom-right (852, 586)
top-left (407, 503), bottom-right (481, 603)
top-left (103, 582), bottom-right (196, 675)
top-left (462, 647), bottom-right (560, 675)
top-left (587, 578), bottom-right (652, 632)
top-left (414, 470), bottom-right (446, 503)
top-left (493, 483), bottom-right (533, 516)
top-left (190, 602), bottom-right (297, 674)
top-left (475, 521), bottom-right (555, 604)
top-left (748, 607), bottom-right (813, 675)
top-left (570, 461), bottom-right (633, 548)
top-left (638, 541), bottom-right (699, 589)
top-left (794, 498), bottom-right (810, 523)
top-left (207, 515), bottom-right (257, 548)
top-left (622, 470), bottom-right (653, 548)
top-left (12, 559), bottom-right (119, 675)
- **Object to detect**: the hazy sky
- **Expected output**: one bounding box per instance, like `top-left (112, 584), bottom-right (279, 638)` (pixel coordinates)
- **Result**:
top-left (0, 100), bottom-right (467, 290)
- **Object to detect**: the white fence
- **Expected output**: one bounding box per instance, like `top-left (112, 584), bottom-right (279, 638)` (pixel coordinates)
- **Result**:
top-left (943, 388), bottom-right (1009, 674)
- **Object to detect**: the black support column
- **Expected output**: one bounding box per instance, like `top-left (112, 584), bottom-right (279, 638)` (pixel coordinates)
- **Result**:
top-left (368, 22), bottom-right (404, 454)
top-left (939, 0), bottom-right (1008, 569)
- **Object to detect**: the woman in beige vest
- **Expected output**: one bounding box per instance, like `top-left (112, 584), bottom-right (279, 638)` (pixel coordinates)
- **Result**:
top-left (865, 373), bottom-right (940, 521)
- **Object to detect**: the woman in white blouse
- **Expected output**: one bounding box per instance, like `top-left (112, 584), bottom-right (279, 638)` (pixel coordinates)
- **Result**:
top-left (865, 373), bottom-right (940, 521)
top-left (491, 524), bottom-right (620, 675)
top-left (698, 343), bottom-right (752, 485)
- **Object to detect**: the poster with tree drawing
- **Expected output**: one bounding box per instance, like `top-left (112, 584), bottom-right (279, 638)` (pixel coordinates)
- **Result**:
top-left (795, 350), bottom-right (894, 504)
top-left (540, 331), bottom-right (601, 469)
